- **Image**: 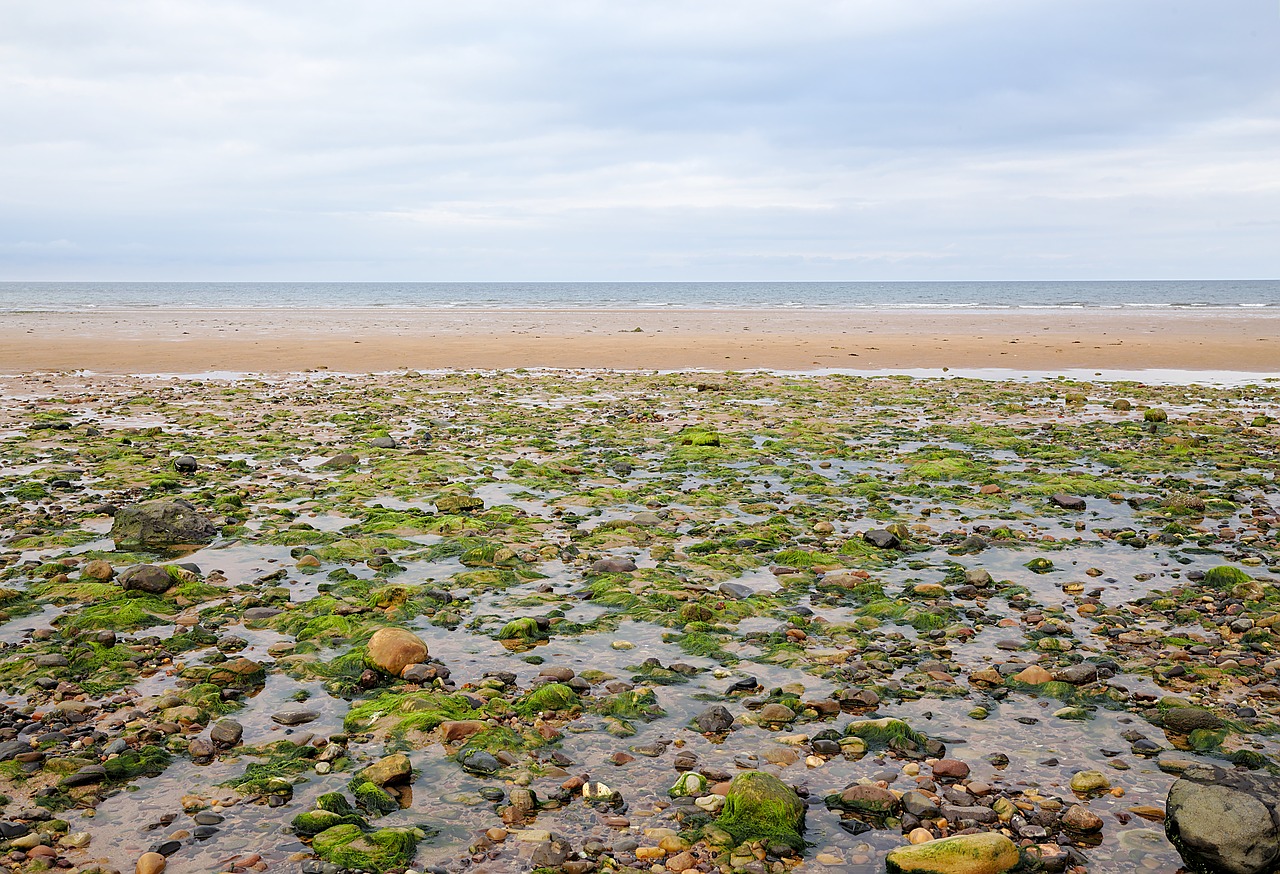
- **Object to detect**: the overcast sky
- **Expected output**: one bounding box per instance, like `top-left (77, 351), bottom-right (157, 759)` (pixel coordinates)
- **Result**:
top-left (1, 1), bottom-right (1278, 281)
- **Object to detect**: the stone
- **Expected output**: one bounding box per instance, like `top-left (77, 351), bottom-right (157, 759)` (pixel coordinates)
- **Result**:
top-left (1166, 765), bottom-right (1280, 874)
top-left (172, 455), bottom-right (198, 473)
top-left (932, 759), bottom-right (970, 780)
top-left (718, 581), bottom-right (754, 600)
top-left (1050, 493), bottom-right (1087, 511)
top-left (209, 719), bottom-right (244, 747)
top-left (1012, 665), bottom-right (1053, 685)
top-left (365, 627), bottom-right (429, 677)
top-left (271, 707), bottom-right (319, 726)
top-left (864, 529), bottom-right (901, 549)
top-left (111, 499), bottom-right (217, 549)
top-left (1061, 804), bottom-right (1104, 833)
top-left (1162, 707), bottom-right (1225, 735)
top-left (592, 557), bottom-right (637, 573)
top-left (714, 771), bottom-right (805, 851)
top-left (81, 559), bottom-right (115, 581)
top-left (831, 784), bottom-right (899, 815)
top-left (1054, 663), bottom-right (1099, 685)
top-left (370, 436), bottom-right (397, 449)
top-left (119, 564), bottom-right (177, 594)
top-left (693, 705), bottom-right (734, 733)
top-left (136, 852), bottom-right (167, 874)
top-left (885, 833), bottom-right (1020, 874)
top-left (361, 753), bottom-right (412, 787)
top-left (319, 452), bottom-right (359, 469)
top-left (756, 703), bottom-right (795, 725)
top-left (1069, 770), bottom-right (1111, 795)
top-left (439, 720), bottom-right (487, 743)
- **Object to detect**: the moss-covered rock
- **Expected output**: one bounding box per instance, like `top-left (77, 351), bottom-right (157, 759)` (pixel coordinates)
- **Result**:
top-left (885, 833), bottom-right (1020, 874)
top-left (515, 682), bottom-right (578, 716)
top-left (310, 824), bottom-right (421, 873)
top-left (713, 771), bottom-right (805, 852)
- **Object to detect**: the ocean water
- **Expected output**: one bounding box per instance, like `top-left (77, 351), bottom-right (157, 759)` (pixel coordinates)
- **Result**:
top-left (0, 280), bottom-right (1277, 312)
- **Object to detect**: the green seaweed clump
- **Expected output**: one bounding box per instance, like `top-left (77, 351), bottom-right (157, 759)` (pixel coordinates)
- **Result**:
top-left (343, 691), bottom-right (484, 734)
top-left (293, 808), bottom-right (368, 837)
top-left (843, 717), bottom-right (931, 755)
top-left (515, 682), bottom-right (579, 717)
top-left (311, 824), bottom-right (422, 873)
top-left (103, 745), bottom-right (171, 782)
top-left (1202, 566), bottom-right (1252, 589)
top-left (349, 778), bottom-right (399, 816)
top-left (496, 616), bottom-right (548, 643)
top-left (221, 742), bottom-right (317, 794)
top-left (713, 771), bottom-right (805, 852)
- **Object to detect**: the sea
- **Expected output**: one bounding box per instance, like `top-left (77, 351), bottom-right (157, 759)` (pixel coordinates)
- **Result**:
top-left (0, 280), bottom-right (1277, 312)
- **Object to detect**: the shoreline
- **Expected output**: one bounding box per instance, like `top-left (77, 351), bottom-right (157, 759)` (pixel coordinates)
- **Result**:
top-left (5, 307), bottom-right (1278, 374)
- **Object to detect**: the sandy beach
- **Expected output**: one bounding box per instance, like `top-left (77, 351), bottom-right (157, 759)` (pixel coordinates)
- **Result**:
top-left (3, 307), bottom-right (1277, 374)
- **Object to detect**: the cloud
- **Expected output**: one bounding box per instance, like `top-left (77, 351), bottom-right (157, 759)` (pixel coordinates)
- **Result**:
top-left (0, 1), bottom-right (1278, 279)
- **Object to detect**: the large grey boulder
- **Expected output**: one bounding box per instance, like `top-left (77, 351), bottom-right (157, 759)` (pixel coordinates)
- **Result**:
top-left (1166, 765), bottom-right (1280, 874)
top-left (110, 499), bottom-right (217, 549)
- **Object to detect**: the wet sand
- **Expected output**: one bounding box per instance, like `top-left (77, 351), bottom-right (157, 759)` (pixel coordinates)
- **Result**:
top-left (3, 308), bottom-right (1277, 373)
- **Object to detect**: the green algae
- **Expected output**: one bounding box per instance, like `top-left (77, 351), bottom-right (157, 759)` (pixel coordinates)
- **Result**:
top-left (221, 742), bottom-right (318, 794)
top-left (311, 824), bottom-right (422, 873)
top-left (103, 746), bottom-right (171, 782)
top-left (344, 691), bottom-right (484, 734)
top-left (515, 682), bottom-right (579, 716)
top-left (1202, 565), bottom-right (1252, 589)
top-left (496, 616), bottom-right (548, 642)
top-left (713, 771), bottom-right (805, 852)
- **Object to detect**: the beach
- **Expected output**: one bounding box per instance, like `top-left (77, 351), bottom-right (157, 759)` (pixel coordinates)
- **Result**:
top-left (2, 307), bottom-right (1277, 374)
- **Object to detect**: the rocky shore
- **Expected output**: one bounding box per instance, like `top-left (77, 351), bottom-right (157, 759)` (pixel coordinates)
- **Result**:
top-left (1, 369), bottom-right (1278, 874)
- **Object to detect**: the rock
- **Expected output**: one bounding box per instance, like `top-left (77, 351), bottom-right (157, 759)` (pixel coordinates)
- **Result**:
top-left (439, 720), bottom-right (487, 743)
top-left (1050, 493), bottom-right (1087, 511)
top-left (718, 581), bottom-right (754, 600)
top-left (370, 436), bottom-right (397, 449)
top-left (1162, 707), bottom-right (1225, 735)
top-left (592, 557), bottom-right (636, 573)
top-left (319, 452), bottom-right (358, 469)
top-left (1062, 804), bottom-right (1104, 833)
top-left (111, 499), bottom-right (217, 549)
top-left (830, 784), bottom-right (899, 815)
top-left (1166, 765), bottom-right (1280, 874)
top-left (435, 494), bottom-right (484, 514)
top-left (136, 852), bottom-right (167, 874)
top-left (1054, 663), bottom-right (1099, 685)
top-left (756, 703), bottom-right (795, 725)
top-left (271, 707), bottom-right (319, 726)
top-left (172, 455), bottom-right (198, 474)
top-left (932, 759), bottom-right (970, 780)
top-left (119, 564), bottom-right (177, 594)
top-left (1012, 665), bottom-right (1053, 685)
top-left (61, 764), bottom-right (107, 787)
top-left (361, 753), bottom-right (412, 787)
top-left (365, 627), bottom-right (429, 677)
top-left (885, 833), bottom-right (1020, 874)
top-left (187, 738), bottom-right (215, 760)
top-left (209, 719), bottom-right (244, 747)
top-left (459, 749), bottom-right (501, 776)
top-left (81, 559), bottom-right (115, 581)
top-left (0, 740), bottom-right (31, 761)
top-left (693, 705), bottom-right (735, 733)
top-left (1069, 770), bottom-right (1111, 795)
top-left (713, 771), bottom-right (805, 851)
top-left (864, 529), bottom-right (901, 549)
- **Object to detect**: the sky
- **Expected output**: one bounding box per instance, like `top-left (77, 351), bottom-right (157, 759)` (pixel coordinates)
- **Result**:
top-left (1, 1), bottom-right (1278, 281)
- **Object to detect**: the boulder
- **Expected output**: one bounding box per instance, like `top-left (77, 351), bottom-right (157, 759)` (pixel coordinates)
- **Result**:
top-left (1050, 493), bottom-right (1087, 511)
top-left (111, 499), bottom-right (217, 549)
top-left (1162, 707), bottom-right (1225, 735)
top-left (361, 753), bottom-right (412, 787)
top-left (885, 833), bottom-right (1020, 874)
top-left (863, 529), bottom-right (901, 549)
top-left (119, 564), bottom-right (176, 595)
top-left (592, 557), bottom-right (637, 573)
top-left (1166, 765), bottom-right (1280, 874)
top-left (718, 581), bottom-right (754, 600)
top-left (210, 719), bottom-right (244, 747)
top-left (692, 705), bottom-right (735, 733)
top-left (365, 628), bottom-right (429, 677)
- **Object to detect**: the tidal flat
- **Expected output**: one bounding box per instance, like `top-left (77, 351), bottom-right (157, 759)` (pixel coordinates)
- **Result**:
top-left (0, 369), bottom-right (1278, 874)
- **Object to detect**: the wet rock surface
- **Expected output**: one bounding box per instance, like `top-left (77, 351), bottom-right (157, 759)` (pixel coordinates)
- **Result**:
top-left (0, 370), bottom-right (1279, 873)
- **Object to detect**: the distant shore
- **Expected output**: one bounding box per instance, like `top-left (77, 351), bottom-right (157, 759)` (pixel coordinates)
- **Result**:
top-left (3, 307), bottom-right (1277, 374)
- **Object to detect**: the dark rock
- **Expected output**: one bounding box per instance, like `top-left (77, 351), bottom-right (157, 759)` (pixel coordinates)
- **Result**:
top-left (1162, 707), bottom-right (1225, 735)
top-left (370, 437), bottom-right (397, 449)
top-left (119, 564), bottom-right (176, 595)
top-left (1050, 493), bottom-right (1087, 511)
top-left (1167, 765), bottom-right (1280, 874)
top-left (863, 529), bottom-right (900, 549)
top-left (61, 764), bottom-right (107, 787)
top-left (172, 456), bottom-right (198, 474)
top-left (209, 719), bottom-right (243, 747)
top-left (110, 499), bottom-right (217, 549)
top-left (718, 582), bottom-right (754, 600)
top-left (693, 705), bottom-right (734, 733)
top-left (458, 749), bottom-right (501, 776)
top-left (271, 708), bottom-right (319, 726)
top-left (591, 557), bottom-right (637, 574)
top-left (1055, 663), bottom-right (1099, 685)
top-left (0, 740), bottom-right (30, 762)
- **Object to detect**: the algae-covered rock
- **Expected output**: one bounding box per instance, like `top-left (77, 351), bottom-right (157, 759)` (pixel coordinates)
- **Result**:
top-left (669, 772), bottom-right (708, 797)
top-left (111, 499), bottom-right (217, 549)
top-left (361, 753), bottom-right (412, 787)
top-left (516, 682), bottom-right (578, 716)
top-left (713, 771), bottom-right (805, 852)
top-left (497, 616), bottom-right (548, 643)
top-left (118, 564), bottom-right (178, 594)
top-left (435, 494), bottom-right (484, 514)
top-left (844, 717), bottom-right (937, 756)
top-left (311, 824), bottom-right (421, 873)
top-left (885, 833), bottom-right (1020, 874)
top-left (1202, 566), bottom-right (1252, 590)
top-left (365, 628), bottom-right (429, 677)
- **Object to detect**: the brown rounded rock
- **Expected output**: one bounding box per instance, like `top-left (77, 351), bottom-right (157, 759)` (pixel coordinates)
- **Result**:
top-left (366, 627), bottom-right (429, 677)
top-left (137, 852), bottom-right (167, 874)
